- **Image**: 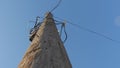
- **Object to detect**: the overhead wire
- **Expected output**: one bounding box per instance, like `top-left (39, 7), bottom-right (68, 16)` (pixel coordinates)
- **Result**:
top-left (50, 0), bottom-right (62, 12)
top-left (54, 16), bottom-right (120, 44)
top-left (36, 0), bottom-right (120, 43)
top-left (33, 0), bottom-right (120, 44)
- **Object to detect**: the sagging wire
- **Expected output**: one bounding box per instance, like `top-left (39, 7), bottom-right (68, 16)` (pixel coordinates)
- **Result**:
top-left (54, 16), bottom-right (120, 44)
top-left (30, 16), bottom-right (41, 34)
top-left (29, 16), bottom-right (42, 41)
top-left (55, 20), bottom-right (68, 43)
top-left (50, 0), bottom-right (62, 12)
top-left (63, 22), bottom-right (68, 43)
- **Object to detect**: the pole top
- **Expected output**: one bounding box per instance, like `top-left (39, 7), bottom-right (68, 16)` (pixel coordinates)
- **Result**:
top-left (45, 12), bottom-right (53, 19)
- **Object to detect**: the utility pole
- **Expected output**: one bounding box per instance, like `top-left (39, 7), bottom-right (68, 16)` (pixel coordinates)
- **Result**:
top-left (18, 12), bottom-right (72, 68)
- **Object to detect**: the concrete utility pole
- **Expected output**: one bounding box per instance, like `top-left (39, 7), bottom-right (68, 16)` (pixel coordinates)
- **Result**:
top-left (18, 12), bottom-right (72, 68)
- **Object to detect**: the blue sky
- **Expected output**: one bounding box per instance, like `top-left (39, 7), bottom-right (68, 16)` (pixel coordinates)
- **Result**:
top-left (0, 0), bottom-right (120, 68)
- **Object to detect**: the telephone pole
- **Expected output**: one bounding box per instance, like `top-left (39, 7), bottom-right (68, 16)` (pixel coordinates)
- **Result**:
top-left (18, 12), bottom-right (72, 68)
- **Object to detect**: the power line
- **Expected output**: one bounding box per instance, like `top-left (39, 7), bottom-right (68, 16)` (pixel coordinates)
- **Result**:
top-left (50, 0), bottom-right (62, 12)
top-left (54, 16), bottom-right (120, 44)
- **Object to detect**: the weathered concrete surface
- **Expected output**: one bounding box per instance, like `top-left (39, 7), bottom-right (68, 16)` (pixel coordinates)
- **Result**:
top-left (18, 12), bottom-right (72, 68)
